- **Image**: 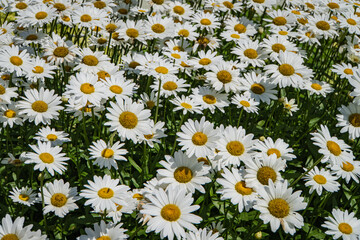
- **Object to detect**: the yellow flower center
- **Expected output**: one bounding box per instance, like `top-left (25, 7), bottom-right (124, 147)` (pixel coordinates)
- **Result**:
top-left (268, 198), bottom-right (290, 218)
top-left (118, 8), bottom-right (128, 14)
top-left (80, 83), bottom-right (95, 94)
top-left (199, 58), bottom-right (211, 65)
top-left (146, 101), bottom-right (155, 109)
top-left (243, 49), bottom-right (258, 59)
top-left (234, 24), bottom-right (246, 33)
top-left (181, 102), bottom-right (192, 109)
top-left (97, 188), bottom-right (114, 199)
top-left (272, 43), bottom-right (286, 53)
top-left (257, 166), bottom-right (277, 185)
top-left (105, 23), bottom-right (117, 33)
top-left (62, 16), bottom-right (70, 22)
top-left (101, 148), bottom-right (114, 158)
top-left (97, 38), bottom-right (107, 44)
top-left (316, 21), bottom-right (330, 30)
top-left (1, 234), bottom-right (19, 240)
top-left (32, 100), bottom-right (48, 113)
top-left (174, 166), bottom-right (193, 183)
top-left (192, 132), bottom-right (208, 146)
top-left (151, 24), bottom-right (165, 33)
top-left (39, 153), bottom-right (54, 163)
top-left (161, 204), bottom-right (181, 221)
top-left (203, 95), bottom-right (217, 104)
top-left (311, 83), bottom-right (322, 90)
top-left (53, 3), bottom-right (66, 11)
top-left (35, 11), bottom-right (48, 20)
top-left (279, 30), bottom-right (288, 35)
top-left (110, 85), bottom-right (123, 94)
top-left (0, 85), bottom-right (5, 95)
top-left (240, 100), bottom-right (250, 107)
top-left (305, 2), bottom-right (315, 9)
top-left (26, 34), bottom-right (38, 40)
top-left (144, 134), bottom-right (154, 139)
top-left (231, 33), bottom-right (240, 39)
top-left (178, 29), bottom-right (189, 37)
top-left (82, 55), bottom-right (99, 66)
top-left (97, 70), bottom-right (110, 80)
top-left (133, 193), bottom-right (144, 200)
top-left (126, 28), bottom-right (139, 38)
top-left (47, 134), bottom-right (58, 141)
top-left (96, 236), bottom-right (111, 240)
top-left (326, 141), bottom-right (342, 156)
top-left (94, 0), bottom-right (106, 9)
top-left (1, 74), bottom-right (10, 81)
top-left (251, 83), bottom-right (265, 94)
top-left (4, 109), bottom-right (16, 118)
top-left (197, 157), bottom-right (210, 165)
top-left (32, 66), bottom-right (44, 74)
top-left (278, 63), bottom-right (295, 76)
top-left (313, 174), bottom-right (327, 184)
top-left (129, 61), bottom-right (140, 69)
top-left (226, 141), bottom-right (245, 156)
top-left (253, 0), bottom-right (265, 3)
top-left (327, 2), bottom-right (340, 9)
top-left (200, 18), bottom-right (212, 25)
top-left (15, 2), bottom-right (28, 9)
top-left (162, 81), bottom-right (178, 91)
top-left (171, 53), bottom-right (181, 59)
top-left (344, 68), bottom-right (353, 75)
top-left (53, 47), bottom-right (69, 57)
top-left (341, 161), bottom-right (354, 172)
top-left (338, 223), bottom-right (353, 234)
top-left (173, 6), bottom-right (185, 15)
top-left (273, 16), bottom-right (287, 26)
top-left (51, 193), bottom-right (67, 207)
top-left (153, 0), bottom-right (164, 4)
top-left (217, 70), bottom-right (232, 83)
top-left (347, 18), bottom-right (357, 25)
top-left (155, 66), bottom-right (169, 74)
top-left (80, 14), bottom-right (92, 22)
top-left (198, 37), bottom-right (210, 45)
top-left (267, 148), bottom-right (281, 158)
top-left (298, 18), bottom-right (308, 25)
top-left (119, 111), bottom-right (138, 129)
top-left (349, 113), bottom-right (360, 127)
top-left (223, 1), bottom-right (233, 8)
top-left (19, 194), bottom-right (29, 201)
top-left (10, 56), bottom-right (23, 66)
top-left (235, 181), bottom-right (253, 195)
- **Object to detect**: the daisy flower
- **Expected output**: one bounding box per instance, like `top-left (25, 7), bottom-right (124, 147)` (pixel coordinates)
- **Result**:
top-left (117, 19), bottom-right (146, 43)
top-left (174, 22), bottom-right (199, 41)
top-left (192, 12), bottom-right (220, 32)
top-left (25, 141), bottom-right (69, 176)
top-left (224, 17), bottom-right (257, 37)
top-left (106, 193), bottom-right (137, 223)
top-left (283, 97), bottom-right (299, 116)
top-left (332, 63), bottom-right (356, 80)
top-left (1, 153), bottom-right (26, 166)
top-left (139, 120), bottom-right (167, 148)
top-left (145, 15), bottom-right (173, 39)
top-left (338, 12), bottom-right (360, 35)
top-left (247, 0), bottom-right (275, 13)
top-left (331, 160), bottom-right (360, 183)
top-left (245, 154), bottom-right (286, 190)
top-left (303, 80), bottom-right (334, 97)
top-left (78, 220), bottom-right (128, 240)
top-left (264, 51), bottom-right (308, 88)
top-left (10, 186), bottom-right (38, 206)
top-left (0, 45), bottom-right (31, 76)
top-left (254, 180), bottom-right (307, 235)
top-left (322, 209), bottom-right (360, 240)
top-left (240, 71), bottom-right (278, 104)
top-left (253, 137), bottom-right (296, 161)
top-left (191, 86), bottom-right (230, 114)
top-left (80, 174), bottom-right (130, 212)
top-left (303, 166), bottom-right (340, 195)
top-left (0, 81), bottom-right (18, 105)
top-left (65, 72), bottom-right (107, 107)
top-left (205, 61), bottom-right (242, 93)
top-left (311, 125), bottom-right (354, 166)
top-left (105, 97), bottom-right (151, 143)
top-left (74, 48), bottom-right (111, 74)
top-left (140, 91), bottom-right (162, 110)
top-left (0, 214), bottom-right (46, 240)
top-left (189, 50), bottom-right (223, 70)
top-left (216, 125), bottom-right (256, 166)
top-left (24, 56), bottom-right (57, 83)
top-left (72, 6), bottom-right (108, 29)
top-left (261, 35), bottom-right (298, 60)
top-left (17, 88), bottom-right (63, 125)
top-left (264, 9), bottom-right (296, 30)
top-left (217, 167), bottom-right (257, 212)
top-left (177, 116), bottom-right (219, 158)
top-left (157, 150), bottom-right (211, 194)
top-left (43, 32), bottom-right (77, 65)
top-left (144, 60), bottom-right (178, 80)
top-left (33, 126), bottom-right (70, 146)
top-left (231, 40), bottom-right (266, 68)
top-left (141, 187), bottom-right (202, 240)
top-left (151, 77), bottom-right (189, 97)
top-left (170, 95), bottom-right (202, 115)
top-left (43, 179), bottom-right (80, 218)
top-left (231, 93), bottom-right (260, 114)
top-left (88, 139), bottom-right (128, 170)
top-left (102, 75), bottom-right (136, 100)
top-left (17, 4), bottom-right (56, 27)
top-left (185, 228), bottom-right (224, 240)
top-left (336, 103), bottom-right (360, 139)
top-left (307, 14), bottom-right (338, 39)
top-left (167, 1), bottom-right (194, 20)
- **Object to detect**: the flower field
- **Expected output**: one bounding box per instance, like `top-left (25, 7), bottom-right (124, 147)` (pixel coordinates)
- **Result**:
top-left (1, 0), bottom-right (360, 239)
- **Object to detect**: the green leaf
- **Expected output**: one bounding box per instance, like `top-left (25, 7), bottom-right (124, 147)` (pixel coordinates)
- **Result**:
top-left (128, 156), bottom-right (142, 173)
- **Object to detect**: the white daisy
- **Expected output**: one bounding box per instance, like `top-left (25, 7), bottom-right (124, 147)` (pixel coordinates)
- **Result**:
top-left (331, 160), bottom-right (360, 183)
top-left (78, 220), bottom-right (128, 240)
top-left (336, 103), bottom-right (360, 139)
top-left (10, 186), bottom-right (38, 206)
top-left (322, 209), bottom-right (360, 240)
top-left (303, 166), bottom-right (340, 195)
top-left (33, 126), bottom-right (70, 146)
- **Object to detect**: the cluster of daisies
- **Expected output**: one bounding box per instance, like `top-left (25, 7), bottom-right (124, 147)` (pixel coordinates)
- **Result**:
top-left (1, 0), bottom-right (360, 239)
